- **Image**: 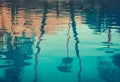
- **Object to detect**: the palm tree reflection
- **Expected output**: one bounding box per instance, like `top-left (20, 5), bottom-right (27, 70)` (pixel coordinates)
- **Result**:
top-left (0, 31), bottom-right (33, 82)
top-left (98, 55), bottom-right (120, 82)
top-left (111, 46), bottom-right (120, 67)
top-left (0, 1), bottom-right (33, 82)
top-left (69, 1), bottom-right (82, 81)
top-left (112, 53), bottom-right (120, 67)
top-left (57, 1), bottom-right (82, 81)
top-left (33, 1), bottom-right (48, 82)
top-left (97, 18), bottom-right (120, 82)
top-left (57, 19), bottom-right (73, 73)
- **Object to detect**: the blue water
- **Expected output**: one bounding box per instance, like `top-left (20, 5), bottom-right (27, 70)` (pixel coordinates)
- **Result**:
top-left (0, 0), bottom-right (120, 82)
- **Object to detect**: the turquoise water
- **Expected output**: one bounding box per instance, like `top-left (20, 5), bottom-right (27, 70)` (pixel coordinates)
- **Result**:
top-left (0, 0), bottom-right (120, 82)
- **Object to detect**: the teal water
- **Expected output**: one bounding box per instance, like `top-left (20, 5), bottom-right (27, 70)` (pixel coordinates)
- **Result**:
top-left (0, 0), bottom-right (120, 82)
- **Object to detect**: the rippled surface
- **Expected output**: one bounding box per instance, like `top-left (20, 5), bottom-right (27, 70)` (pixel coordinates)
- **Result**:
top-left (0, 0), bottom-right (120, 82)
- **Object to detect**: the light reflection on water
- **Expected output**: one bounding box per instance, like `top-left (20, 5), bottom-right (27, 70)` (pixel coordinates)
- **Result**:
top-left (0, 0), bottom-right (120, 82)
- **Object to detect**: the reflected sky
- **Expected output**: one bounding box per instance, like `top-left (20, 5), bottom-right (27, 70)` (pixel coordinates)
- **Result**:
top-left (0, 0), bottom-right (120, 82)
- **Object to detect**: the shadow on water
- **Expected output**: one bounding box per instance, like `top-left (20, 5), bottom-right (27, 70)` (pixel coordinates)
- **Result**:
top-left (33, 1), bottom-right (48, 82)
top-left (0, 0), bottom-right (34, 82)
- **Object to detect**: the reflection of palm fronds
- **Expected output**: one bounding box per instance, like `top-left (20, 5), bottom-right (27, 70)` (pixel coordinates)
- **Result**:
top-left (4, 68), bottom-right (22, 82)
top-left (97, 56), bottom-right (120, 82)
top-left (57, 65), bottom-right (72, 73)
top-left (0, 33), bottom-right (8, 52)
top-left (69, 1), bottom-right (82, 82)
top-left (62, 57), bottom-right (73, 64)
top-left (111, 53), bottom-right (120, 67)
top-left (0, 34), bottom-right (33, 82)
top-left (34, 1), bottom-right (48, 82)
top-left (57, 57), bottom-right (73, 73)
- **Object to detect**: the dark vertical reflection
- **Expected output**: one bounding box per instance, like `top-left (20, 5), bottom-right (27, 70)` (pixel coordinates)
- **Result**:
top-left (69, 1), bottom-right (82, 82)
top-left (33, 1), bottom-right (48, 82)
top-left (56, 0), bottom-right (60, 17)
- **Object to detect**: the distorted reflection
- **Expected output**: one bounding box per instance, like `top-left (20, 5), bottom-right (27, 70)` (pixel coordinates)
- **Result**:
top-left (0, 34), bottom-right (34, 82)
top-left (33, 1), bottom-right (48, 82)
top-left (57, 1), bottom-right (82, 82)
top-left (0, 0), bottom-right (120, 82)
top-left (97, 55), bottom-right (120, 82)
top-left (57, 19), bottom-right (73, 73)
top-left (112, 53), bottom-right (120, 67)
top-left (69, 1), bottom-right (82, 81)
top-left (0, 1), bottom-right (33, 82)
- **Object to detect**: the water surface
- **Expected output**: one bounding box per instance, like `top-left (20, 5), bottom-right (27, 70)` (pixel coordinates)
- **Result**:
top-left (0, 0), bottom-right (120, 82)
